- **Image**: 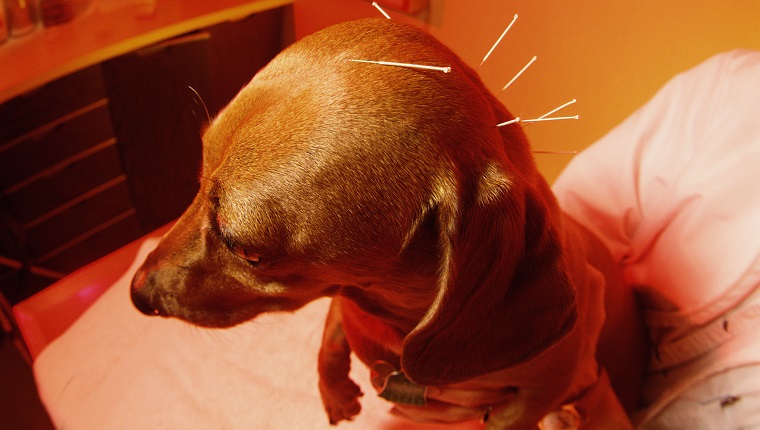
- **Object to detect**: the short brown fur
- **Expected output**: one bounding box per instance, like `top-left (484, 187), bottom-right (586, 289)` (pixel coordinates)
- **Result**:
top-left (131, 19), bottom-right (647, 429)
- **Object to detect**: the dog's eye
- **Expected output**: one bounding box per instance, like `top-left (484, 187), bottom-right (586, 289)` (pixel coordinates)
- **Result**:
top-left (233, 245), bottom-right (261, 266)
top-left (224, 239), bottom-right (261, 267)
top-left (232, 246), bottom-right (261, 266)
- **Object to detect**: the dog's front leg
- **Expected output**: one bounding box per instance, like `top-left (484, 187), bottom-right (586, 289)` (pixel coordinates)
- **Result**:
top-left (318, 297), bottom-right (363, 424)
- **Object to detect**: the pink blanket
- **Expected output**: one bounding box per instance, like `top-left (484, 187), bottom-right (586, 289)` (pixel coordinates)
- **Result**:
top-left (34, 237), bottom-right (481, 429)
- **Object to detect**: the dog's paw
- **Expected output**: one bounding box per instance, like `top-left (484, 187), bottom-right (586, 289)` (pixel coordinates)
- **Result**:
top-left (319, 377), bottom-right (364, 424)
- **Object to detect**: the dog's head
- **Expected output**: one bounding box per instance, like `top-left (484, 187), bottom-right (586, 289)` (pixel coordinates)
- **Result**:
top-left (131, 18), bottom-right (577, 385)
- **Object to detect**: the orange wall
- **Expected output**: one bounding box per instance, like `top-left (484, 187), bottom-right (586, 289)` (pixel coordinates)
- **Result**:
top-left (293, 0), bottom-right (760, 182)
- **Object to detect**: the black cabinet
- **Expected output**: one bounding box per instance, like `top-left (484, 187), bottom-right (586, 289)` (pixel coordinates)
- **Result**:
top-left (102, 31), bottom-right (211, 232)
top-left (0, 7), bottom-right (288, 303)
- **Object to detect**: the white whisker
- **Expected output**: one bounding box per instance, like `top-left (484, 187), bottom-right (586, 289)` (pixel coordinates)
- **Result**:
top-left (188, 85), bottom-right (210, 124)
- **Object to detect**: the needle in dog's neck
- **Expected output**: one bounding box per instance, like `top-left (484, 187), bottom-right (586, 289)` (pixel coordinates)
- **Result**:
top-left (502, 55), bottom-right (537, 91)
top-left (536, 99), bottom-right (577, 120)
top-left (496, 117), bottom-right (579, 154)
top-left (532, 149), bottom-right (579, 155)
top-left (522, 115), bottom-right (579, 123)
top-left (371, 2), bottom-right (391, 19)
top-left (497, 99), bottom-right (579, 127)
top-left (496, 99), bottom-right (580, 154)
top-left (347, 59), bottom-right (452, 73)
top-left (480, 14), bottom-right (519, 66)
top-left (497, 115), bottom-right (579, 127)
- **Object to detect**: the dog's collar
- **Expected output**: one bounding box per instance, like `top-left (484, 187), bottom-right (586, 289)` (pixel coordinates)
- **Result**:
top-left (369, 360), bottom-right (611, 429)
top-left (370, 360), bottom-right (427, 406)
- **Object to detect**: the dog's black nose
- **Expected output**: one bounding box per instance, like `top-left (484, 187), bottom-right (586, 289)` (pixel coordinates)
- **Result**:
top-left (131, 268), bottom-right (161, 316)
top-left (131, 289), bottom-right (161, 316)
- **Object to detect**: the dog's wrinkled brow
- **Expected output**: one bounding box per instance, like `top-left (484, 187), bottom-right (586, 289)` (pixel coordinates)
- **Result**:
top-left (205, 180), bottom-right (224, 239)
top-left (208, 179), bottom-right (223, 211)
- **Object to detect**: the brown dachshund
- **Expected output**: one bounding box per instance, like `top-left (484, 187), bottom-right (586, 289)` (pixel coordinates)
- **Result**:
top-left (131, 19), bottom-right (647, 429)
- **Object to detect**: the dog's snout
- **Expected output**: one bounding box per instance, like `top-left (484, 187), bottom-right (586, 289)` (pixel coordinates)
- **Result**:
top-left (131, 267), bottom-right (161, 317)
top-left (131, 288), bottom-right (161, 316)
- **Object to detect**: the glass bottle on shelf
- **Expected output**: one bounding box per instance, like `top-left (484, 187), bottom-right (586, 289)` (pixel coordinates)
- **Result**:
top-left (0, 2), bottom-right (9, 44)
top-left (6, 0), bottom-right (37, 37)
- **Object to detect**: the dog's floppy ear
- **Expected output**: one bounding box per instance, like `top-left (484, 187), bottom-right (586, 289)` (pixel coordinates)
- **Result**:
top-left (401, 161), bottom-right (578, 386)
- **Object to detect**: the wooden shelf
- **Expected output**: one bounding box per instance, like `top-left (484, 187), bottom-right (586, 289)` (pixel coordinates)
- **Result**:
top-left (0, 0), bottom-right (292, 103)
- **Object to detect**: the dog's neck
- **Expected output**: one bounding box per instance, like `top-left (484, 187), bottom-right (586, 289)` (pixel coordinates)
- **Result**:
top-left (337, 208), bottom-right (640, 355)
top-left (338, 282), bottom-right (436, 335)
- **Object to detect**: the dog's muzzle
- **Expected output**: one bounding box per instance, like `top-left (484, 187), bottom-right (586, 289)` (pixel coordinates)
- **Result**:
top-left (130, 267), bottom-right (162, 316)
